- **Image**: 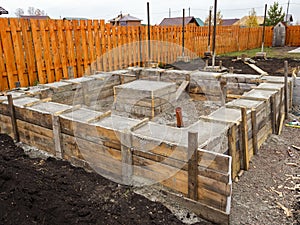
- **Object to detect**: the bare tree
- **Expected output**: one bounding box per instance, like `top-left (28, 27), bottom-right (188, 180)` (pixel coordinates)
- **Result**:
top-left (35, 8), bottom-right (45, 16)
top-left (204, 10), bottom-right (223, 26)
top-left (27, 7), bottom-right (35, 15)
top-left (15, 8), bottom-right (24, 17)
top-left (245, 8), bottom-right (259, 27)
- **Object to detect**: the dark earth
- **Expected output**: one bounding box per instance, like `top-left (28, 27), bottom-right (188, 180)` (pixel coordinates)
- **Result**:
top-left (0, 53), bottom-right (300, 225)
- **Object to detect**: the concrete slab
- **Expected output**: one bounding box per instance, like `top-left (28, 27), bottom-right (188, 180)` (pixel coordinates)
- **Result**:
top-left (1, 97), bottom-right (40, 108)
top-left (226, 99), bottom-right (264, 109)
top-left (94, 115), bottom-right (141, 131)
top-left (60, 108), bottom-right (103, 123)
top-left (116, 80), bottom-right (176, 93)
top-left (255, 82), bottom-right (284, 90)
top-left (29, 102), bottom-right (72, 114)
top-left (243, 89), bottom-right (277, 100)
top-left (191, 71), bottom-right (224, 80)
top-left (207, 107), bottom-right (243, 123)
top-left (0, 91), bottom-right (25, 102)
top-left (261, 76), bottom-right (292, 83)
top-left (288, 47), bottom-right (300, 53)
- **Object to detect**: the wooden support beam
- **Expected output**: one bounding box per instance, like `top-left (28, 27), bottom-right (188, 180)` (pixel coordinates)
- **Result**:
top-left (278, 113), bottom-right (285, 136)
top-left (220, 79), bottom-right (227, 106)
top-left (284, 61), bottom-right (289, 120)
top-left (121, 132), bottom-right (133, 185)
top-left (52, 114), bottom-right (63, 158)
top-left (241, 107), bottom-right (249, 171)
top-left (7, 94), bottom-right (19, 142)
top-left (23, 97), bottom-right (52, 107)
top-left (188, 132), bottom-right (198, 201)
top-left (87, 110), bottom-right (112, 123)
top-left (277, 87), bottom-right (283, 134)
top-left (228, 124), bottom-right (237, 178)
top-left (251, 109), bottom-right (258, 155)
top-left (270, 95), bottom-right (276, 134)
top-left (130, 118), bottom-right (149, 132)
top-left (176, 81), bottom-right (190, 100)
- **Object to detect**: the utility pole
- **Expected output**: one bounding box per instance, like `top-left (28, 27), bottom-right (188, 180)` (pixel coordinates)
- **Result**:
top-left (262, 4), bottom-right (267, 52)
top-left (189, 7), bottom-right (191, 17)
top-left (169, 8), bottom-right (171, 18)
top-left (147, 2), bottom-right (151, 61)
top-left (208, 6), bottom-right (212, 52)
top-left (286, 0), bottom-right (290, 22)
top-left (212, 0), bottom-right (217, 67)
top-left (182, 8), bottom-right (185, 57)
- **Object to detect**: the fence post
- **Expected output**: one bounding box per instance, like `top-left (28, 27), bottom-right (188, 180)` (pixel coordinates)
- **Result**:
top-left (188, 132), bottom-right (198, 201)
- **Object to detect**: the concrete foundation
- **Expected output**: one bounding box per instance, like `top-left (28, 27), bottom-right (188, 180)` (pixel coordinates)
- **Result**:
top-left (0, 67), bottom-right (295, 225)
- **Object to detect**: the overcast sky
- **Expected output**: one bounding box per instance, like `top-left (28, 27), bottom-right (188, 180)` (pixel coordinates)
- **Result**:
top-left (2, 0), bottom-right (300, 24)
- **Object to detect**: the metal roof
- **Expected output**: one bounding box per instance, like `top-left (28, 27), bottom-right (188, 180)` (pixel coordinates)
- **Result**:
top-left (0, 7), bottom-right (8, 15)
top-left (159, 16), bottom-right (203, 26)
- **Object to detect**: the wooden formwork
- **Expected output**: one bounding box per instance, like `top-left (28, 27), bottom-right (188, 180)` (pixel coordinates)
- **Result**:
top-left (0, 68), bottom-right (294, 225)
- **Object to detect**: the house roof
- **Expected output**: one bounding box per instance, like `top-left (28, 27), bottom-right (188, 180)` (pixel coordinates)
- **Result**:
top-left (286, 14), bottom-right (293, 22)
top-left (0, 7), bottom-right (8, 15)
top-left (222, 19), bottom-right (239, 26)
top-left (159, 16), bottom-right (203, 26)
top-left (109, 14), bottom-right (142, 23)
top-left (234, 16), bottom-right (265, 26)
top-left (20, 15), bottom-right (50, 19)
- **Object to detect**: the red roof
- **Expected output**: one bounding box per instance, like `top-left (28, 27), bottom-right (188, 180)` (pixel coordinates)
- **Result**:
top-left (222, 19), bottom-right (239, 26)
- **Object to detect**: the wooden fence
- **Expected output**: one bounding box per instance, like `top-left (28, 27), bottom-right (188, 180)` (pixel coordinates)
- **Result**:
top-left (0, 18), bottom-right (299, 91)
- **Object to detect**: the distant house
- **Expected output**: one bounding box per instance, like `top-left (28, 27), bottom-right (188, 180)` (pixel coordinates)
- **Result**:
top-left (0, 6), bottom-right (8, 15)
top-left (20, 15), bottom-right (50, 20)
top-left (285, 14), bottom-right (293, 25)
top-left (222, 19), bottom-right (239, 26)
top-left (234, 16), bottom-right (265, 27)
top-left (109, 14), bottom-right (142, 26)
top-left (159, 16), bottom-right (204, 26)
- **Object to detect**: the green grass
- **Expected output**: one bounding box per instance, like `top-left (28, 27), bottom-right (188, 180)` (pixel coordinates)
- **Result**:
top-left (221, 47), bottom-right (300, 59)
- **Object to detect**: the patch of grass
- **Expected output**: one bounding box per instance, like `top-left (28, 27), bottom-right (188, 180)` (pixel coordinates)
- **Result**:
top-left (221, 47), bottom-right (300, 59)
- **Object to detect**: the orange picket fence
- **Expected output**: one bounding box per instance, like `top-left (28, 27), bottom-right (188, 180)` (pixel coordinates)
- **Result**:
top-left (0, 18), bottom-right (298, 91)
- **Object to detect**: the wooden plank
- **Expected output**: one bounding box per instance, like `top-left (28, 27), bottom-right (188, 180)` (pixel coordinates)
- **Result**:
top-left (251, 109), bottom-right (258, 155)
top-left (20, 19), bottom-right (36, 86)
top-left (121, 132), bottom-right (133, 185)
top-left (94, 20), bottom-right (101, 71)
top-left (163, 190), bottom-right (229, 225)
top-left (87, 20), bottom-right (96, 73)
top-left (74, 20), bottom-right (83, 76)
top-left (49, 20), bottom-right (62, 81)
top-left (277, 87), bottom-right (283, 134)
top-left (176, 81), bottom-right (190, 100)
top-left (39, 20), bottom-right (54, 83)
top-left (284, 61), bottom-right (288, 119)
top-left (241, 107), bottom-right (249, 170)
top-left (31, 19), bottom-right (47, 84)
top-left (10, 19), bottom-right (28, 87)
top-left (80, 20), bottom-right (90, 75)
top-left (64, 19), bottom-right (77, 78)
top-left (228, 124), bottom-right (238, 179)
top-left (52, 114), bottom-right (63, 158)
top-left (188, 132), bottom-right (198, 201)
top-left (56, 20), bottom-right (68, 79)
top-left (0, 25), bottom-right (8, 91)
top-left (270, 95), bottom-right (276, 134)
top-left (0, 19), bottom-right (18, 89)
top-left (130, 118), bottom-right (149, 132)
top-left (99, 20), bottom-right (106, 71)
top-left (7, 94), bottom-right (19, 142)
top-left (278, 113), bottom-right (285, 135)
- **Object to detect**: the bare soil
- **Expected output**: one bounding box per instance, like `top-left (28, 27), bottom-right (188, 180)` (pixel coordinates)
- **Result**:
top-left (0, 54), bottom-right (300, 225)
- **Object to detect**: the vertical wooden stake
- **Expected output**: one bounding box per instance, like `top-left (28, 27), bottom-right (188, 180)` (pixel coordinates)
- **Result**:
top-left (220, 79), bottom-right (227, 106)
top-left (7, 94), bottom-right (19, 142)
top-left (121, 132), bottom-right (133, 185)
top-left (251, 109), bottom-right (258, 155)
top-left (151, 91), bottom-right (155, 119)
top-left (270, 95), bottom-right (276, 134)
top-left (52, 114), bottom-right (63, 159)
top-left (241, 107), bottom-right (249, 171)
top-left (188, 132), bottom-right (198, 201)
top-left (284, 61), bottom-right (289, 119)
top-left (277, 87), bottom-right (283, 134)
top-left (228, 124), bottom-right (237, 179)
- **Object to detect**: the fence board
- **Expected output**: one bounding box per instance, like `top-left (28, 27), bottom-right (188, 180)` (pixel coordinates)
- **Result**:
top-left (57, 20), bottom-right (68, 79)
top-left (64, 20), bottom-right (77, 78)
